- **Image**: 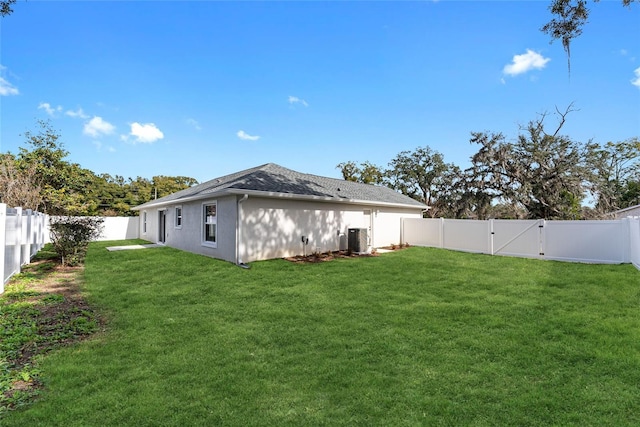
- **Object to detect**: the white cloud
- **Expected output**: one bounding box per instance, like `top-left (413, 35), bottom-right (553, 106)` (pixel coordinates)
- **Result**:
top-left (187, 118), bottom-right (202, 130)
top-left (503, 49), bottom-right (551, 76)
top-left (83, 116), bottom-right (115, 137)
top-left (237, 130), bottom-right (260, 141)
top-left (66, 107), bottom-right (89, 119)
top-left (38, 102), bottom-right (62, 116)
top-left (129, 122), bottom-right (164, 143)
top-left (288, 95), bottom-right (309, 107)
top-left (632, 67), bottom-right (640, 88)
top-left (0, 77), bottom-right (19, 96)
top-left (0, 65), bottom-right (19, 96)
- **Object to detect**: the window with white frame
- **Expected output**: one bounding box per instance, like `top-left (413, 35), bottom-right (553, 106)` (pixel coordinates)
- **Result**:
top-left (202, 202), bottom-right (217, 246)
top-left (175, 206), bottom-right (183, 228)
top-left (142, 211), bottom-right (147, 233)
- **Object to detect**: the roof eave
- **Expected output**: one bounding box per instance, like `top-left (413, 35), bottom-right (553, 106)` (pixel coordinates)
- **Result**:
top-left (131, 190), bottom-right (232, 210)
top-left (226, 189), bottom-right (427, 209)
top-left (612, 204), bottom-right (640, 215)
top-left (132, 188), bottom-right (427, 210)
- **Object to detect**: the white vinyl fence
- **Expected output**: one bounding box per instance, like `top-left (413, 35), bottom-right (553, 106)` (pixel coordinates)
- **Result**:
top-left (96, 216), bottom-right (139, 241)
top-left (1, 209), bottom-right (139, 294)
top-left (402, 217), bottom-right (640, 270)
top-left (43, 216), bottom-right (139, 243)
top-left (630, 218), bottom-right (640, 270)
top-left (0, 204), bottom-right (49, 292)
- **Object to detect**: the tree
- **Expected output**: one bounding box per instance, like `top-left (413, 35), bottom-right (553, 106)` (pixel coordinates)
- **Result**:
top-left (542, 0), bottom-right (637, 73)
top-left (620, 180), bottom-right (640, 208)
top-left (1, 0), bottom-right (16, 17)
top-left (337, 150), bottom-right (496, 219)
top-left (588, 138), bottom-right (640, 215)
top-left (386, 147), bottom-right (458, 217)
top-left (336, 161), bottom-right (385, 185)
top-left (15, 120), bottom-right (101, 215)
top-left (0, 153), bottom-right (42, 209)
top-left (468, 106), bottom-right (592, 219)
top-left (447, 170), bottom-right (498, 220)
top-left (2, 121), bottom-right (199, 215)
top-left (152, 175), bottom-right (199, 199)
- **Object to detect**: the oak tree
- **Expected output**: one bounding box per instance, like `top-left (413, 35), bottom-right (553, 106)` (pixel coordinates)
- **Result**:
top-left (542, 0), bottom-right (637, 73)
top-left (469, 106), bottom-right (592, 219)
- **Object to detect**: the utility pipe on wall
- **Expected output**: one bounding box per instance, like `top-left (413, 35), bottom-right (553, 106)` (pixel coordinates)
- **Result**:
top-left (236, 194), bottom-right (249, 267)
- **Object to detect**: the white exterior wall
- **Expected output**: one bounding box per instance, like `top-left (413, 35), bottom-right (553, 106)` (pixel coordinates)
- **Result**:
top-left (239, 197), bottom-right (422, 263)
top-left (139, 196), bottom-right (422, 264)
top-left (139, 196), bottom-right (238, 263)
top-left (139, 209), bottom-right (157, 243)
top-left (372, 209), bottom-right (422, 248)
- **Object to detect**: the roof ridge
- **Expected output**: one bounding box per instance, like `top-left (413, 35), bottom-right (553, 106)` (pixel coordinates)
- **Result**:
top-left (264, 163), bottom-right (388, 189)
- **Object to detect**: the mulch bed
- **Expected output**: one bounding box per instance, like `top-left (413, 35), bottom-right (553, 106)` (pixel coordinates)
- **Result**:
top-left (285, 251), bottom-right (378, 264)
top-left (284, 246), bottom-right (409, 264)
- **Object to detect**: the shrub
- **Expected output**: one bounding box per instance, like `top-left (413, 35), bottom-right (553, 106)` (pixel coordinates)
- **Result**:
top-left (49, 217), bottom-right (104, 266)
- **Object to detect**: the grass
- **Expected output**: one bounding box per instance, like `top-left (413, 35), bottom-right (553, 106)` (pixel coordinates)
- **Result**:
top-left (2, 241), bottom-right (639, 426)
top-left (0, 245), bottom-right (99, 414)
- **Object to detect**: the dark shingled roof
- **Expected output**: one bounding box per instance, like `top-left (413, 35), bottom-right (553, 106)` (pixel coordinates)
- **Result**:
top-left (133, 163), bottom-right (426, 210)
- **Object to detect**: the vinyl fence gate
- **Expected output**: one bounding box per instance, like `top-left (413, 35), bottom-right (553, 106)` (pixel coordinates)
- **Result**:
top-left (401, 217), bottom-right (640, 269)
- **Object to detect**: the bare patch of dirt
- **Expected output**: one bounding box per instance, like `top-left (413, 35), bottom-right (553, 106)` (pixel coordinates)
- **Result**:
top-left (13, 262), bottom-right (100, 365)
top-left (1, 258), bottom-right (102, 412)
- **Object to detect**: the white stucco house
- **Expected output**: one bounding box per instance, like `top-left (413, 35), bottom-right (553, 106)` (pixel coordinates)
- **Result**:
top-left (132, 163), bottom-right (427, 265)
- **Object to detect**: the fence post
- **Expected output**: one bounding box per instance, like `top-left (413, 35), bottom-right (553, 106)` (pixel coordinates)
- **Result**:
top-left (23, 209), bottom-right (32, 264)
top-left (439, 217), bottom-right (445, 249)
top-left (621, 218), bottom-right (631, 264)
top-left (538, 219), bottom-right (546, 258)
top-left (30, 211), bottom-right (38, 258)
top-left (14, 207), bottom-right (23, 275)
top-left (38, 213), bottom-right (46, 250)
top-left (489, 219), bottom-right (495, 255)
top-left (0, 203), bottom-right (6, 293)
top-left (36, 212), bottom-right (45, 253)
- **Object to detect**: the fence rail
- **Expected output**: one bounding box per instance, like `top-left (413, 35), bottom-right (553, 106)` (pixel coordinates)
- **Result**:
top-left (402, 217), bottom-right (640, 270)
top-left (1, 210), bottom-right (139, 293)
top-left (0, 203), bottom-right (49, 292)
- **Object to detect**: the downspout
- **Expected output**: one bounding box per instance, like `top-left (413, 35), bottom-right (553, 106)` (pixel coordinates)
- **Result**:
top-left (236, 194), bottom-right (249, 268)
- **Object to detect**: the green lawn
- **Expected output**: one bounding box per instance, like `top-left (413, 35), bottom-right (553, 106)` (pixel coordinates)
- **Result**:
top-left (3, 241), bottom-right (640, 426)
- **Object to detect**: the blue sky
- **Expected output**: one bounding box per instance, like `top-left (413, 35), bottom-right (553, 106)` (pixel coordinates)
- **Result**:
top-left (1, 1), bottom-right (639, 183)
